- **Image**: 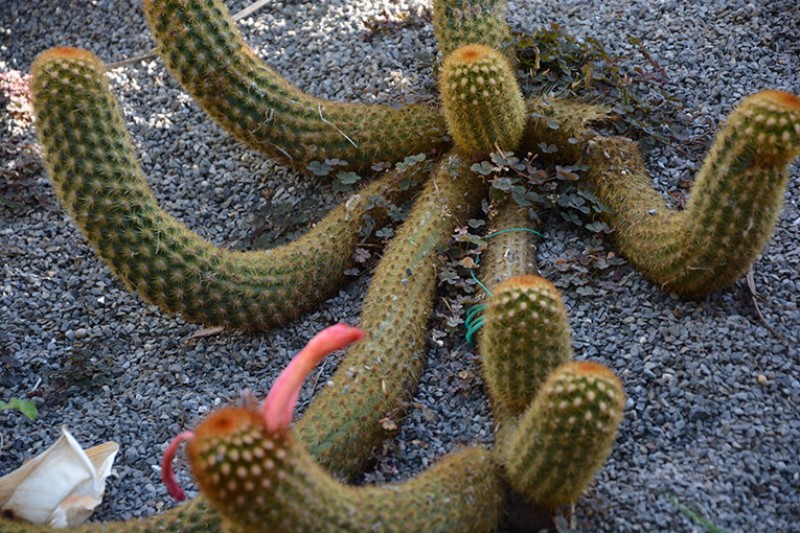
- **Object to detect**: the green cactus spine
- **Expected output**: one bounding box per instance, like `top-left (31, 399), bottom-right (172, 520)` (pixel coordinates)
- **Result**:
top-left (479, 275), bottom-right (572, 422)
top-left (31, 47), bottom-right (429, 331)
top-left (433, 0), bottom-right (512, 55)
top-left (187, 406), bottom-right (504, 532)
top-left (142, 0), bottom-right (446, 172)
top-left (296, 154), bottom-right (485, 478)
top-left (496, 360), bottom-right (626, 509)
top-left (439, 44), bottom-right (527, 157)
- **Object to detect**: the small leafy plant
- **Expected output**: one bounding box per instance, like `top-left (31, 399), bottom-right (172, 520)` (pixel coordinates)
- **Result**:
top-left (0, 398), bottom-right (38, 420)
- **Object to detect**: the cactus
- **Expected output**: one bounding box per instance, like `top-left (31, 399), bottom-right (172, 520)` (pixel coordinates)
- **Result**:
top-left (495, 360), bottom-right (626, 509)
top-left (142, 0), bottom-right (447, 172)
top-left (167, 325), bottom-right (505, 532)
top-left (433, 0), bottom-right (512, 55)
top-left (439, 44), bottom-right (527, 157)
top-left (296, 153), bottom-right (485, 478)
top-left (519, 91), bottom-right (800, 295)
top-left (0, 497), bottom-right (219, 532)
top-left (10, 0), bottom-right (798, 530)
top-left (520, 96), bottom-right (609, 163)
top-left (31, 48), bottom-right (429, 331)
top-left (478, 275), bottom-right (573, 422)
top-left (581, 90), bottom-right (800, 295)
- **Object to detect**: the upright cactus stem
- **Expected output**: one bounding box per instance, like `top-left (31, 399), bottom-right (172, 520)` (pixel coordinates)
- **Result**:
top-left (584, 90), bottom-right (800, 295)
top-left (31, 48), bottom-right (433, 331)
top-left (496, 361), bottom-right (626, 509)
top-left (143, 0), bottom-right (447, 172)
top-left (479, 276), bottom-right (572, 422)
top-left (433, 0), bottom-right (512, 55)
top-left (440, 44), bottom-right (527, 158)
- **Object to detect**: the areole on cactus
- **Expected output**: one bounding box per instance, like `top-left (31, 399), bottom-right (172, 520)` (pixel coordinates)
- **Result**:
top-left (4, 0), bottom-right (799, 530)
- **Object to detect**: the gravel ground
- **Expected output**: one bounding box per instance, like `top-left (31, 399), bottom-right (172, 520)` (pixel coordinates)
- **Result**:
top-left (1, 0), bottom-right (799, 531)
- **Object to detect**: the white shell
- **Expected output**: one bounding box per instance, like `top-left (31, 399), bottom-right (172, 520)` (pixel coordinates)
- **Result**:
top-left (0, 427), bottom-right (118, 527)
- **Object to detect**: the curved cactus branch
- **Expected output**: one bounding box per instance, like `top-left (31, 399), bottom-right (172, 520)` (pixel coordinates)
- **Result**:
top-left (582, 91), bottom-right (800, 295)
top-left (496, 360), bottom-right (626, 509)
top-left (519, 91), bottom-right (800, 295)
top-left (142, 0), bottom-right (447, 172)
top-left (31, 48), bottom-right (429, 331)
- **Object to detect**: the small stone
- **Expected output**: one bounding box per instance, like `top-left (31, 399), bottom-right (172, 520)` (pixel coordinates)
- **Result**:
top-left (757, 374), bottom-right (768, 385)
top-left (74, 328), bottom-right (89, 339)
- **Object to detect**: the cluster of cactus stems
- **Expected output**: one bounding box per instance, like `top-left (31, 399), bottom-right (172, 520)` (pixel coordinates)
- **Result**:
top-left (8, 0), bottom-right (800, 529)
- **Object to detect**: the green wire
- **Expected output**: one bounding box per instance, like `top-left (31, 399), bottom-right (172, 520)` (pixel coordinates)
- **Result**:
top-left (464, 227), bottom-right (544, 344)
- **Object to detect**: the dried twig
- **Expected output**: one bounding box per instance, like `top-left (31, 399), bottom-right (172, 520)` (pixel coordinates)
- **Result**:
top-left (745, 269), bottom-right (786, 341)
top-left (318, 103), bottom-right (359, 148)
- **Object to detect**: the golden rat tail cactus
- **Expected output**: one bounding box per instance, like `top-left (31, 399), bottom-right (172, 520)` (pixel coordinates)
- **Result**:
top-left (31, 47), bottom-right (428, 331)
top-left (518, 90), bottom-right (800, 295)
top-left (142, 0), bottom-right (446, 172)
top-left (475, 272), bottom-right (623, 509)
top-left (478, 197), bottom-right (540, 289)
top-left (584, 90), bottom-right (800, 295)
top-left (439, 44), bottom-right (526, 158)
top-left (479, 276), bottom-right (572, 422)
top-left (163, 324), bottom-right (505, 532)
top-left (496, 361), bottom-right (626, 508)
top-left (295, 153), bottom-right (485, 478)
top-left (433, 0), bottom-right (512, 55)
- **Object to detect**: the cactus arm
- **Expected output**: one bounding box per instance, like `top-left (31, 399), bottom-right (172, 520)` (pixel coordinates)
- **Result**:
top-left (479, 276), bottom-right (573, 423)
top-left (496, 361), bottom-right (625, 509)
top-left (519, 96), bottom-right (609, 164)
top-left (583, 90), bottom-right (800, 295)
top-left (432, 0), bottom-right (512, 55)
top-left (439, 44), bottom-right (526, 158)
top-left (31, 48), bottom-right (429, 332)
top-left (187, 406), bottom-right (502, 532)
top-left (479, 197), bottom-right (540, 290)
top-left (295, 153), bottom-right (485, 479)
top-left (142, 0), bottom-right (447, 172)
top-left (0, 497), bottom-right (221, 532)
top-left (520, 91), bottom-right (800, 295)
